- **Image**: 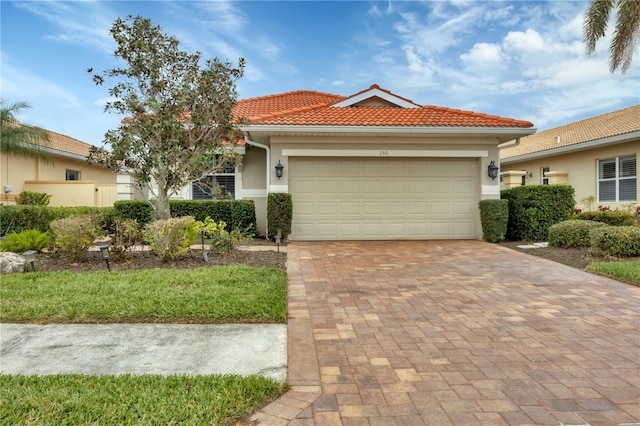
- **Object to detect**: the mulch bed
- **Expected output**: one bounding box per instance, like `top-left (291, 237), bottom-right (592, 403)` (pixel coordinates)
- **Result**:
top-left (498, 240), bottom-right (617, 270)
top-left (32, 248), bottom-right (287, 273)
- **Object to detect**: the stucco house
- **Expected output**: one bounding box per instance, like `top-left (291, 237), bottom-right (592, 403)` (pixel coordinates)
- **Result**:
top-left (500, 104), bottom-right (639, 211)
top-left (175, 84), bottom-right (534, 240)
top-left (0, 129), bottom-right (117, 207)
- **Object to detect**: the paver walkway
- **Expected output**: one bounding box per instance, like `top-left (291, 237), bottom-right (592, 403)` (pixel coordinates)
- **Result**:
top-left (252, 240), bottom-right (640, 425)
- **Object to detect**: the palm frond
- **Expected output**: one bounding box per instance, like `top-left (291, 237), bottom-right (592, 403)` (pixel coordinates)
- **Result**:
top-left (610, 0), bottom-right (640, 72)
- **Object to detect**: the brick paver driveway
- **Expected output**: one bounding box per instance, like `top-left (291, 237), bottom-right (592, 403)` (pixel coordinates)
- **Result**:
top-left (253, 241), bottom-right (640, 425)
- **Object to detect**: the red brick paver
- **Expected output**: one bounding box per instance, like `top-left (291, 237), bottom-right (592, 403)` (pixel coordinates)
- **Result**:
top-left (252, 241), bottom-right (640, 425)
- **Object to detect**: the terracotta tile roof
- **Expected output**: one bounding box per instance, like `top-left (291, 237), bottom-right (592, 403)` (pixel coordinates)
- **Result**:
top-left (44, 129), bottom-right (93, 157)
top-left (235, 85), bottom-right (534, 128)
top-left (501, 104), bottom-right (640, 160)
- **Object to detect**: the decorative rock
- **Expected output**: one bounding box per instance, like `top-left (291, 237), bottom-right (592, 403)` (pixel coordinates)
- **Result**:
top-left (0, 252), bottom-right (26, 274)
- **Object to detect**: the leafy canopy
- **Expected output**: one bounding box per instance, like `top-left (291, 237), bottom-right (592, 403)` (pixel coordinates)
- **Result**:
top-left (0, 100), bottom-right (51, 163)
top-left (89, 15), bottom-right (245, 219)
top-left (584, 0), bottom-right (640, 73)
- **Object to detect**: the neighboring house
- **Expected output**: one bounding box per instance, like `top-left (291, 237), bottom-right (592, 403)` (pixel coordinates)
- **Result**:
top-left (0, 129), bottom-right (117, 207)
top-left (178, 84), bottom-right (533, 240)
top-left (500, 105), bottom-right (639, 211)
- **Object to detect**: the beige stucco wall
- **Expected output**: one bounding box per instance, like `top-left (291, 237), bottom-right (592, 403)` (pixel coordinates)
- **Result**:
top-left (0, 152), bottom-right (116, 206)
top-left (501, 141), bottom-right (639, 210)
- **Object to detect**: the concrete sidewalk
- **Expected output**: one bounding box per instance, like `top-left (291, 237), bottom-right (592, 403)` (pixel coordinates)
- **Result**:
top-left (0, 323), bottom-right (287, 381)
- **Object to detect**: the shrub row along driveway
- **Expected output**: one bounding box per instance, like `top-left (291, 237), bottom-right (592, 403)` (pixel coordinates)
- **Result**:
top-left (253, 240), bottom-right (640, 425)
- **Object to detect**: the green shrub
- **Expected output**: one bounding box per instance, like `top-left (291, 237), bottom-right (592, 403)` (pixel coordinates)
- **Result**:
top-left (479, 199), bottom-right (508, 243)
top-left (267, 193), bottom-right (293, 239)
top-left (144, 216), bottom-right (197, 261)
top-left (50, 216), bottom-right (102, 262)
top-left (113, 219), bottom-right (142, 250)
top-left (194, 217), bottom-right (250, 254)
top-left (114, 200), bottom-right (257, 233)
top-left (0, 229), bottom-right (51, 252)
top-left (0, 205), bottom-right (116, 235)
top-left (501, 185), bottom-right (575, 241)
top-left (590, 226), bottom-right (640, 258)
top-left (548, 220), bottom-right (607, 248)
top-left (15, 191), bottom-right (50, 206)
top-left (574, 210), bottom-right (636, 226)
top-left (230, 200), bottom-right (257, 234)
top-left (114, 201), bottom-right (155, 227)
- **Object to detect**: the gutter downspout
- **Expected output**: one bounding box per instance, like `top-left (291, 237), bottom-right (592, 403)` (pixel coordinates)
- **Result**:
top-left (243, 131), bottom-right (271, 238)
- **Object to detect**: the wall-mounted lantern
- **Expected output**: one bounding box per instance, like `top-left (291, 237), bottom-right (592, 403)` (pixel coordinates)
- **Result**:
top-left (275, 160), bottom-right (284, 179)
top-left (488, 161), bottom-right (499, 180)
top-left (4, 185), bottom-right (12, 200)
top-left (99, 245), bottom-right (111, 272)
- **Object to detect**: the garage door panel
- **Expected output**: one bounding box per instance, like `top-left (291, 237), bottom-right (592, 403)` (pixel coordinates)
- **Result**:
top-left (290, 157), bottom-right (477, 240)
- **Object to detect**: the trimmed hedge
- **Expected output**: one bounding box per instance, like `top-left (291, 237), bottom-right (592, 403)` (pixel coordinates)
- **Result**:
top-left (574, 210), bottom-right (636, 226)
top-left (548, 220), bottom-right (607, 248)
top-left (0, 200), bottom-right (256, 236)
top-left (501, 185), bottom-right (575, 241)
top-left (0, 205), bottom-right (116, 235)
top-left (590, 225), bottom-right (640, 257)
top-left (479, 199), bottom-right (508, 243)
top-left (267, 193), bottom-right (293, 239)
top-left (114, 200), bottom-right (256, 232)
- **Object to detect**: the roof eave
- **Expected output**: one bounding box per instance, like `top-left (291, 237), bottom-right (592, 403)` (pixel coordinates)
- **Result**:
top-left (501, 130), bottom-right (640, 164)
top-left (240, 124), bottom-right (535, 142)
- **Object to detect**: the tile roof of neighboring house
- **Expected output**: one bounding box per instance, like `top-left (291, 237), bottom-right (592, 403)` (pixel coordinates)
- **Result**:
top-left (501, 104), bottom-right (640, 160)
top-left (235, 84), bottom-right (534, 128)
top-left (44, 129), bottom-right (93, 158)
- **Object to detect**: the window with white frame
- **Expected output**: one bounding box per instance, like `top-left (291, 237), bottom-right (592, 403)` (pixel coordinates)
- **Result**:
top-left (597, 155), bottom-right (636, 202)
top-left (541, 167), bottom-right (549, 185)
top-left (191, 163), bottom-right (236, 200)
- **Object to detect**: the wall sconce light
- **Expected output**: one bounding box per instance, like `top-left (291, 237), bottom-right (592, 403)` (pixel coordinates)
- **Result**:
top-left (275, 160), bottom-right (284, 179)
top-left (488, 161), bottom-right (499, 180)
top-left (99, 245), bottom-right (111, 272)
top-left (23, 250), bottom-right (37, 272)
top-left (4, 185), bottom-right (12, 200)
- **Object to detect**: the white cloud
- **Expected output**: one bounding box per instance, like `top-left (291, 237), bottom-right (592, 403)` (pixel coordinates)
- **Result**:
top-left (460, 42), bottom-right (503, 65)
top-left (14, 1), bottom-right (114, 53)
top-left (502, 29), bottom-right (545, 56)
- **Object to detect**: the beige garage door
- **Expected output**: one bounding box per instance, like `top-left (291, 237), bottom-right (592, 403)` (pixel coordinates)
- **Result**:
top-left (289, 157), bottom-right (478, 240)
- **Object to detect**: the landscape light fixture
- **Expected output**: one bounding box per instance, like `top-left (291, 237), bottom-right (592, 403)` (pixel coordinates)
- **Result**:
top-left (275, 160), bottom-right (284, 179)
top-left (200, 229), bottom-right (209, 262)
top-left (275, 228), bottom-right (283, 253)
top-left (23, 250), bottom-right (37, 272)
top-left (488, 161), bottom-right (499, 180)
top-left (99, 245), bottom-right (111, 272)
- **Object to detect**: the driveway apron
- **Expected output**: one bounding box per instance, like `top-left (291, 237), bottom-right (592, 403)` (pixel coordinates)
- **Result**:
top-left (252, 240), bottom-right (640, 426)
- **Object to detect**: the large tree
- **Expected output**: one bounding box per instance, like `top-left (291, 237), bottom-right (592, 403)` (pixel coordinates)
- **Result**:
top-left (584, 0), bottom-right (640, 73)
top-left (89, 15), bottom-right (245, 220)
top-left (0, 100), bottom-right (51, 163)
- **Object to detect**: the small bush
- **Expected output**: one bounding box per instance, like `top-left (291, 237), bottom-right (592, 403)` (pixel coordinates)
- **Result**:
top-left (574, 210), bottom-right (636, 226)
top-left (267, 193), bottom-right (293, 239)
top-left (16, 191), bottom-right (51, 206)
top-left (144, 217), bottom-right (197, 261)
top-left (0, 229), bottom-right (51, 253)
top-left (114, 200), bottom-right (155, 227)
top-left (548, 220), bottom-right (607, 248)
top-left (590, 226), bottom-right (640, 257)
top-left (50, 216), bottom-right (102, 262)
top-left (479, 199), bottom-right (508, 243)
top-left (194, 218), bottom-right (250, 254)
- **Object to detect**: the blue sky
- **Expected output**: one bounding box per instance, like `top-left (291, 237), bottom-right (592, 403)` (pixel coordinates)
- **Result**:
top-left (1, 0), bottom-right (638, 147)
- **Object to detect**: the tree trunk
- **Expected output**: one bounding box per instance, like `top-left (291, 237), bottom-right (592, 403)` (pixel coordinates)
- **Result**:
top-left (155, 186), bottom-right (171, 220)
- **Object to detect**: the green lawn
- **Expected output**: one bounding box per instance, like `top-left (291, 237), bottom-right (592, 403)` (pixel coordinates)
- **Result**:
top-left (0, 265), bottom-right (287, 324)
top-left (0, 265), bottom-right (289, 424)
top-left (586, 260), bottom-right (640, 286)
top-left (0, 374), bottom-right (287, 425)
